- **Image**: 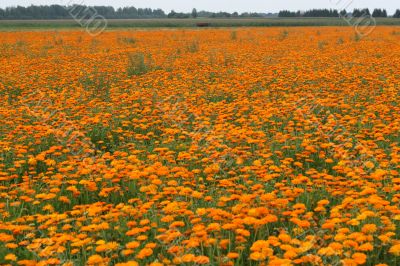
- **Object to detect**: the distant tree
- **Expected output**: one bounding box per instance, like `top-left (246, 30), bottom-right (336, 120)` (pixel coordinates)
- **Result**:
top-left (372, 8), bottom-right (387, 17)
top-left (279, 9), bottom-right (340, 18)
top-left (218, 12), bottom-right (232, 17)
top-left (303, 9), bottom-right (339, 17)
top-left (197, 10), bottom-right (213, 17)
top-left (168, 10), bottom-right (177, 18)
top-left (278, 10), bottom-right (298, 17)
top-left (0, 4), bottom-right (166, 19)
top-left (167, 10), bottom-right (190, 18)
top-left (339, 9), bottom-right (348, 17)
top-left (191, 8), bottom-right (198, 18)
top-left (352, 9), bottom-right (361, 17)
top-left (372, 9), bottom-right (380, 17)
top-left (363, 8), bottom-right (371, 16)
top-left (0, 4), bottom-right (394, 20)
top-left (153, 9), bottom-right (166, 18)
top-left (353, 8), bottom-right (372, 17)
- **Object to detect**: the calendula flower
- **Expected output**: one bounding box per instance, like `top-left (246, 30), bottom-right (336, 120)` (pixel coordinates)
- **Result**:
top-left (193, 256), bottom-right (210, 264)
top-left (389, 244), bottom-right (400, 256)
top-left (1, 25), bottom-right (399, 266)
top-left (361, 224), bottom-right (377, 234)
top-left (352, 253), bottom-right (367, 265)
top-left (87, 255), bottom-right (105, 265)
top-left (115, 262), bottom-right (139, 266)
top-left (126, 241), bottom-right (140, 249)
top-left (5, 253), bottom-right (17, 261)
top-left (227, 252), bottom-right (239, 259)
top-left (136, 248), bottom-right (153, 259)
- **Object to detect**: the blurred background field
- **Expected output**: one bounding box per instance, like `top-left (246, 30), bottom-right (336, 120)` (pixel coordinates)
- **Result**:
top-left (1, 17), bottom-right (400, 30)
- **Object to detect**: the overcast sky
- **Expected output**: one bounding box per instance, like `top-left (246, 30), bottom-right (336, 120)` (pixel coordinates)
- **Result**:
top-left (1, 0), bottom-right (399, 14)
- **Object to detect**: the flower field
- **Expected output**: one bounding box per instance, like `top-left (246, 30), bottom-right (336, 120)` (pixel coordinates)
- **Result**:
top-left (0, 27), bottom-right (399, 265)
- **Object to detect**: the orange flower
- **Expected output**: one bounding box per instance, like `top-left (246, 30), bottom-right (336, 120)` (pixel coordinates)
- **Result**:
top-left (352, 253), bottom-right (367, 265)
top-left (87, 255), bottom-right (105, 265)
top-left (1, 27), bottom-right (399, 266)
top-left (227, 252), bottom-right (239, 259)
top-left (115, 262), bottom-right (139, 266)
top-left (361, 224), bottom-right (377, 234)
top-left (5, 253), bottom-right (17, 261)
top-left (250, 252), bottom-right (266, 261)
top-left (136, 248), bottom-right (153, 259)
top-left (126, 241), bottom-right (140, 249)
top-left (193, 256), bottom-right (210, 264)
top-left (389, 244), bottom-right (400, 256)
top-left (181, 254), bottom-right (195, 263)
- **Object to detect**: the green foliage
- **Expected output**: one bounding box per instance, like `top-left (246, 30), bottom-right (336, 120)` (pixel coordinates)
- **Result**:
top-left (318, 40), bottom-right (328, 50)
top-left (186, 40), bottom-right (200, 53)
top-left (127, 52), bottom-right (152, 76)
top-left (1, 18), bottom-right (400, 30)
top-left (278, 30), bottom-right (289, 41)
top-left (118, 37), bottom-right (136, 45)
top-left (231, 31), bottom-right (237, 40)
top-left (192, 8), bottom-right (198, 19)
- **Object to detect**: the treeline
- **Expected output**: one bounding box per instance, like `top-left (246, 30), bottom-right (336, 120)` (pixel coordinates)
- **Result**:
top-left (279, 8), bottom-right (400, 18)
top-left (0, 5), bottom-right (166, 20)
top-left (279, 9), bottom-right (339, 17)
top-left (0, 5), bottom-right (272, 20)
top-left (1, 5), bottom-right (399, 20)
top-left (168, 9), bottom-right (268, 19)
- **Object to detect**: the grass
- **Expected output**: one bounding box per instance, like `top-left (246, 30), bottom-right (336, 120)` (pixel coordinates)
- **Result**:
top-left (127, 52), bottom-right (153, 76)
top-left (0, 17), bottom-right (400, 30)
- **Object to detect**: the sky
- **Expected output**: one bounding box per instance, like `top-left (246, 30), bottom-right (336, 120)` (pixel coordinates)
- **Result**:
top-left (0, 0), bottom-right (399, 14)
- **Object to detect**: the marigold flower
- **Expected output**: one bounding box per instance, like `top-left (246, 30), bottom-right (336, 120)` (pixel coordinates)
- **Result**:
top-left (193, 256), bottom-right (210, 264)
top-left (136, 248), bottom-right (153, 259)
top-left (181, 254), bottom-right (195, 262)
top-left (361, 224), bottom-right (377, 234)
top-left (87, 255), bottom-right (105, 265)
top-left (389, 244), bottom-right (400, 256)
top-left (227, 252), bottom-right (239, 259)
top-left (5, 253), bottom-right (17, 261)
top-left (2, 26), bottom-right (400, 266)
top-left (115, 262), bottom-right (139, 266)
top-left (350, 253), bottom-right (366, 265)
